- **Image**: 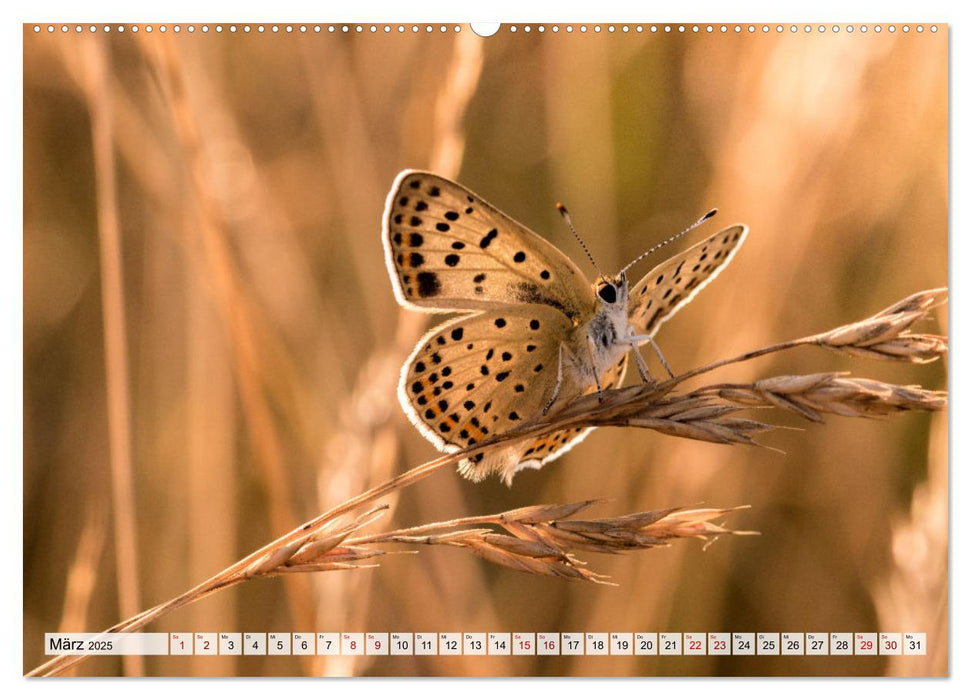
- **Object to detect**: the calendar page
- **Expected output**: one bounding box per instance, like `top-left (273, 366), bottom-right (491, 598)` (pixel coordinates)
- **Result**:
top-left (22, 16), bottom-right (948, 679)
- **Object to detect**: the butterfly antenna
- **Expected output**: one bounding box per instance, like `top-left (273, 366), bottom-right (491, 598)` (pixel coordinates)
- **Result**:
top-left (620, 208), bottom-right (718, 276)
top-left (556, 202), bottom-right (604, 278)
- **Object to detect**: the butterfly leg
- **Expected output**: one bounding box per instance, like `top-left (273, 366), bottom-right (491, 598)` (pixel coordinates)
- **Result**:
top-left (585, 335), bottom-right (604, 402)
top-left (648, 337), bottom-right (675, 378)
top-left (629, 332), bottom-right (675, 380)
top-left (628, 341), bottom-right (656, 386)
top-left (543, 343), bottom-right (567, 416)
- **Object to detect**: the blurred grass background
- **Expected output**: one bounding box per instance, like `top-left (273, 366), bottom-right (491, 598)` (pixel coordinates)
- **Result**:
top-left (23, 24), bottom-right (947, 676)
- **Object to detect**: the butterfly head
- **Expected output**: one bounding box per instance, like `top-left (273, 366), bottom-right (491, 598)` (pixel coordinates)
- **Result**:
top-left (594, 272), bottom-right (628, 309)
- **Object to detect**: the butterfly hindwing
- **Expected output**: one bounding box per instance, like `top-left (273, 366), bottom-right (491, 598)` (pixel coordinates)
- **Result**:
top-left (399, 303), bottom-right (573, 465)
top-left (481, 353), bottom-right (630, 485)
top-left (383, 170), bottom-right (595, 321)
top-left (628, 224), bottom-right (748, 336)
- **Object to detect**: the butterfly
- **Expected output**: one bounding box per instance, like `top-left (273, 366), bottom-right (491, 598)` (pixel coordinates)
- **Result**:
top-left (382, 169), bottom-right (747, 485)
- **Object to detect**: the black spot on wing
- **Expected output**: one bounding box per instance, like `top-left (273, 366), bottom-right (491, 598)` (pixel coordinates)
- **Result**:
top-left (480, 228), bottom-right (498, 248)
top-left (645, 308), bottom-right (662, 330)
top-left (509, 282), bottom-right (575, 320)
top-left (416, 272), bottom-right (441, 298)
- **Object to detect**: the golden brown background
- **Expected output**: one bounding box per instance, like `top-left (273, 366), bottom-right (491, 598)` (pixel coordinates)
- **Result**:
top-left (23, 24), bottom-right (947, 676)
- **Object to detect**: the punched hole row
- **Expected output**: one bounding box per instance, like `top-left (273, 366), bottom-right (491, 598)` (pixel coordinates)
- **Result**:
top-left (30, 24), bottom-right (940, 35)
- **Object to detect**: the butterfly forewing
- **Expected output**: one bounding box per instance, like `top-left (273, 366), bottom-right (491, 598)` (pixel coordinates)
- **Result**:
top-left (628, 224), bottom-right (748, 336)
top-left (399, 304), bottom-right (572, 464)
top-left (383, 170), bottom-right (595, 320)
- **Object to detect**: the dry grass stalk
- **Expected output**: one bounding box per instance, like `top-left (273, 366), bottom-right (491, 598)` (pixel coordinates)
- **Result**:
top-left (57, 507), bottom-right (108, 636)
top-left (28, 288), bottom-right (946, 677)
top-left (134, 33), bottom-right (319, 642)
top-left (78, 36), bottom-right (143, 677)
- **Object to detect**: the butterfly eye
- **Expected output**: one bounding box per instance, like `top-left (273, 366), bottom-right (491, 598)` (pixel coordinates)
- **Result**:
top-left (597, 283), bottom-right (617, 304)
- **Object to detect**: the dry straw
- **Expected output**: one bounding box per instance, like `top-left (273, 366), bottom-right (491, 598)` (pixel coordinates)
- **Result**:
top-left (28, 287), bottom-right (946, 677)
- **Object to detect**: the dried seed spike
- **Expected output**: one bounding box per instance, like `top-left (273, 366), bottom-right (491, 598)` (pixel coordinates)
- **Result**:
top-left (871, 287), bottom-right (947, 318)
top-left (500, 500), bottom-right (602, 524)
top-left (668, 404), bottom-right (739, 422)
top-left (606, 506), bottom-right (683, 529)
top-left (312, 545), bottom-right (386, 563)
top-left (290, 504), bottom-right (391, 565)
top-left (463, 540), bottom-right (553, 576)
top-left (390, 529), bottom-right (494, 545)
top-left (812, 289), bottom-right (948, 365)
top-left (288, 532), bottom-right (354, 566)
top-left (756, 372), bottom-right (838, 394)
top-left (481, 533), bottom-right (564, 559)
top-left (244, 539), bottom-right (306, 577)
top-left (283, 561), bottom-right (384, 574)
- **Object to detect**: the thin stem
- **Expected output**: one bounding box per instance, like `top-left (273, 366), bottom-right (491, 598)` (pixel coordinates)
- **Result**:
top-left (82, 36), bottom-right (143, 677)
top-left (666, 336), bottom-right (819, 389)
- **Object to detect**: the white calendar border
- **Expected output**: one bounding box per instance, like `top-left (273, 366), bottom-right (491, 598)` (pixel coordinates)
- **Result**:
top-left (7, 0), bottom-right (965, 698)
